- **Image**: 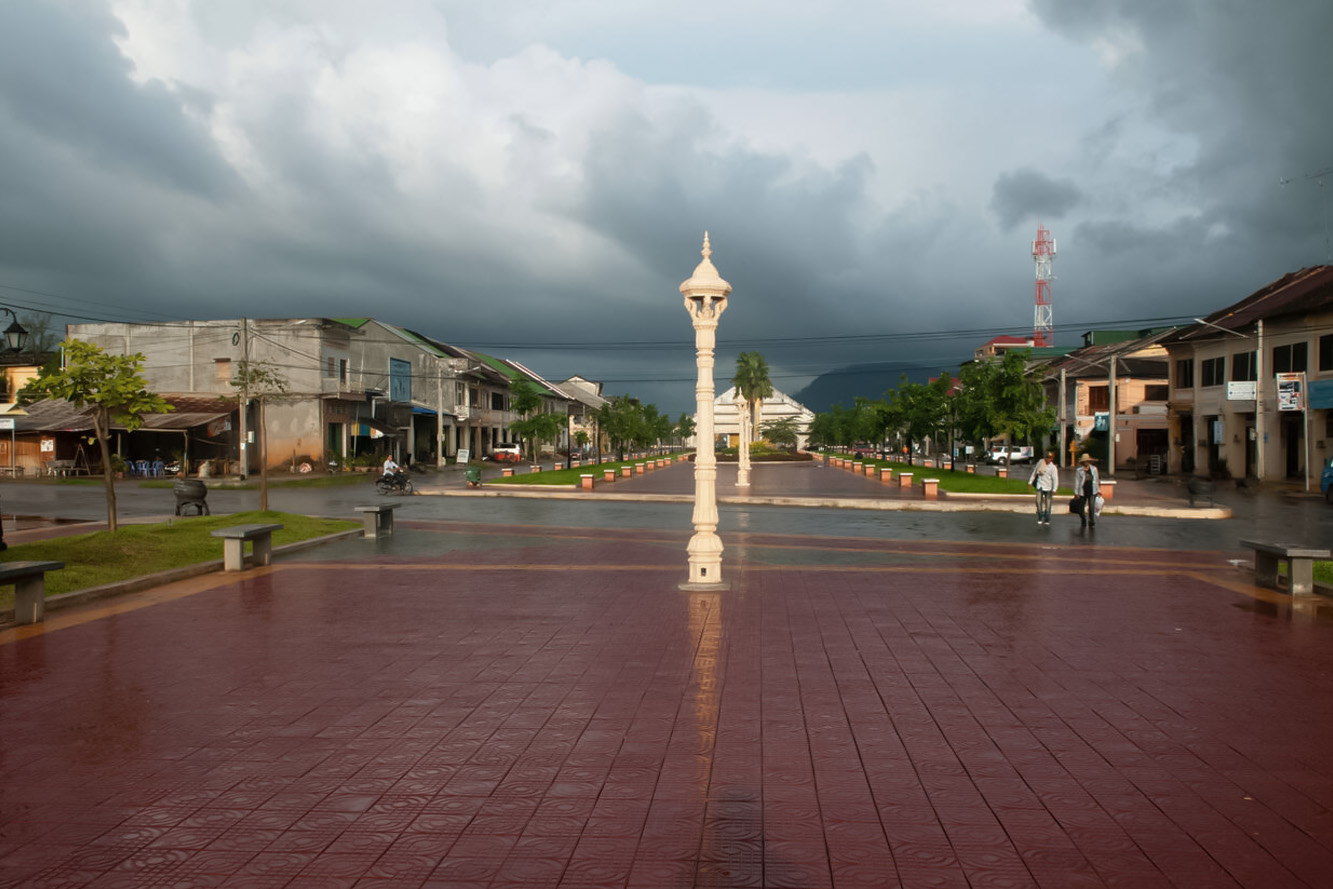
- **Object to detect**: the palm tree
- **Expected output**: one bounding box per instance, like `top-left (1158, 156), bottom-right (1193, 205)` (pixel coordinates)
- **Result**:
top-left (732, 352), bottom-right (773, 444)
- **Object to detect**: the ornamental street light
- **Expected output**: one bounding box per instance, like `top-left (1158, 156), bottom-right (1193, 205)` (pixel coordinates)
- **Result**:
top-left (679, 232), bottom-right (730, 588)
top-left (1, 308), bottom-right (28, 353)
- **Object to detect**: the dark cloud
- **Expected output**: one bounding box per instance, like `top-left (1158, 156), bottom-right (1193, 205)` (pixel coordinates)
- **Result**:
top-left (989, 169), bottom-right (1082, 231)
top-left (0, 1), bottom-right (235, 198)
top-left (2, 1), bottom-right (1332, 416)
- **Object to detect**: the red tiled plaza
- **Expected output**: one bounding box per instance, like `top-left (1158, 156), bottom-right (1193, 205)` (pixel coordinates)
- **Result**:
top-left (3, 518), bottom-right (1332, 888)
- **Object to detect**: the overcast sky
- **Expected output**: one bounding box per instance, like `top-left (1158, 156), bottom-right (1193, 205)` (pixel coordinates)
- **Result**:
top-left (1, 0), bottom-right (1330, 413)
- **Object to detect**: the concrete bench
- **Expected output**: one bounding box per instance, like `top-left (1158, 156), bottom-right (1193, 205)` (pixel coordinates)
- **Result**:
top-left (922, 478), bottom-right (940, 498)
top-left (1, 561), bottom-right (65, 625)
top-left (879, 467), bottom-right (893, 483)
top-left (898, 472), bottom-right (913, 488)
top-left (1240, 539), bottom-right (1330, 596)
top-left (211, 523), bottom-right (284, 571)
top-left (355, 504), bottom-right (397, 539)
top-left (580, 474), bottom-right (594, 490)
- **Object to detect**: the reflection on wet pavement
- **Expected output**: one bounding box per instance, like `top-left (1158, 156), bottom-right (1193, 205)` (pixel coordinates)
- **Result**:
top-left (2, 519), bottom-right (1333, 888)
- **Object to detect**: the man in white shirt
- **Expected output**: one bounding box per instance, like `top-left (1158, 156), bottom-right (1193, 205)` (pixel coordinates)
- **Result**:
top-left (383, 455), bottom-right (400, 480)
top-left (1028, 450), bottom-right (1060, 525)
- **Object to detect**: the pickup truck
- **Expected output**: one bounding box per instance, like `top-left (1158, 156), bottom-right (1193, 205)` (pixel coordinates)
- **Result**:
top-left (986, 445), bottom-right (1034, 465)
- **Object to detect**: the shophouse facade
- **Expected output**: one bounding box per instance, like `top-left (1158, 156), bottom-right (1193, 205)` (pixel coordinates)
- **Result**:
top-left (66, 318), bottom-right (522, 472)
top-left (1160, 265), bottom-right (1333, 484)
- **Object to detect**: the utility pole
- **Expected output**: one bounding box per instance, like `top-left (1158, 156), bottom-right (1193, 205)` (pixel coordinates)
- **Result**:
top-left (239, 318), bottom-right (249, 480)
top-left (1107, 355), bottom-right (1117, 473)
top-left (1255, 319), bottom-right (1265, 481)
top-left (1059, 367), bottom-right (1067, 467)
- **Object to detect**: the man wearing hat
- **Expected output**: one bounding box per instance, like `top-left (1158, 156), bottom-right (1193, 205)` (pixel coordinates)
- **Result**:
top-left (1074, 453), bottom-right (1100, 528)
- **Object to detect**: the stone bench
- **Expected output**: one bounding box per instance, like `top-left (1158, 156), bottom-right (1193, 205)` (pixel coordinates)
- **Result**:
top-left (922, 478), bottom-right (940, 498)
top-left (604, 469), bottom-right (616, 482)
top-left (898, 472), bottom-right (913, 488)
top-left (211, 523), bottom-right (284, 572)
top-left (354, 504), bottom-right (397, 539)
top-left (1240, 540), bottom-right (1330, 596)
top-left (580, 474), bottom-right (594, 490)
top-left (1, 561), bottom-right (65, 625)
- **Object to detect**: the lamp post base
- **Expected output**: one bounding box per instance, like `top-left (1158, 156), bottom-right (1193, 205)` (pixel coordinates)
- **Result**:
top-left (679, 579), bottom-right (733, 591)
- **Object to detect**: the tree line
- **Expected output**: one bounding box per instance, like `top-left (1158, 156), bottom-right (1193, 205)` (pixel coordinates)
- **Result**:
top-left (807, 349), bottom-right (1053, 460)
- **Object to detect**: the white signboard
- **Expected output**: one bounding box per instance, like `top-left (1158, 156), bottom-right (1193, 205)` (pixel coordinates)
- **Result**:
top-left (1226, 381), bottom-right (1257, 401)
top-left (455, 448), bottom-right (470, 464)
top-left (0, 418), bottom-right (14, 430)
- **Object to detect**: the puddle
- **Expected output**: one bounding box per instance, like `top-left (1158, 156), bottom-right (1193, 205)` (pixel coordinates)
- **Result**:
top-left (1232, 597), bottom-right (1333, 623)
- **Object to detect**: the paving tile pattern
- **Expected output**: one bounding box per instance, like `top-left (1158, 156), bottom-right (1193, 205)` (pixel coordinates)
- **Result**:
top-left (2, 526), bottom-right (1332, 888)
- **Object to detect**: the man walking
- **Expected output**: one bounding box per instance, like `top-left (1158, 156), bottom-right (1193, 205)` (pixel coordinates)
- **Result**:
top-left (1075, 453), bottom-right (1100, 528)
top-left (1028, 450), bottom-right (1059, 525)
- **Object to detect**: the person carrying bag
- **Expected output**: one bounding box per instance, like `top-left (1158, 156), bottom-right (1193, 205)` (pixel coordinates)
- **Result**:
top-left (1074, 453), bottom-right (1100, 528)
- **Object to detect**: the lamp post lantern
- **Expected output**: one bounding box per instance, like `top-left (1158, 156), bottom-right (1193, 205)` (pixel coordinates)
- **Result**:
top-left (680, 232), bottom-right (730, 588)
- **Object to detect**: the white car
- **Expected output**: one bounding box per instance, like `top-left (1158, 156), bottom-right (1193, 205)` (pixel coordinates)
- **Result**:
top-left (986, 445), bottom-right (1034, 465)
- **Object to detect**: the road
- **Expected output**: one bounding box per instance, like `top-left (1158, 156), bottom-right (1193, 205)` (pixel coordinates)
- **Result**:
top-left (3, 470), bottom-right (1328, 555)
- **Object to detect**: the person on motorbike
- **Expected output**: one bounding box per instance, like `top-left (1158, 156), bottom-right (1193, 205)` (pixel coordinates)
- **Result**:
top-left (382, 455), bottom-right (400, 485)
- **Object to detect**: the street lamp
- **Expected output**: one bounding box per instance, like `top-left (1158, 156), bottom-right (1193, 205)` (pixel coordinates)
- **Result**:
top-left (680, 232), bottom-right (730, 589)
top-left (1, 309), bottom-right (28, 353)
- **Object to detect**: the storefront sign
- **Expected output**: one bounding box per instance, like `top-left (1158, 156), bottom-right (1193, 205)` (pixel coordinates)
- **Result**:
top-left (1276, 372), bottom-right (1305, 411)
top-left (1226, 381), bottom-right (1257, 400)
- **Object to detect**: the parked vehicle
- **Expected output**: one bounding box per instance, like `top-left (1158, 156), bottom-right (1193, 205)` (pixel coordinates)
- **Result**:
top-left (986, 445), bottom-right (1034, 465)
top-left (492, 444), bottom-right (522, 463)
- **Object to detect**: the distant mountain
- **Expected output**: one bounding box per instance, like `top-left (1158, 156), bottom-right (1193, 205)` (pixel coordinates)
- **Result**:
top-left (793, 362), bottom-right (941, 413)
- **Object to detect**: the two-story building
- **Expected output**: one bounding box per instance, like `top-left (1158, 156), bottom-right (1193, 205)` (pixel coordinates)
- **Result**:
top-left (66, 318), bottom-right (522, 472)
top-left (1037, 329), bottom-right (1173, 471)
top-left (1160, 265), bottom-right (1333, 483)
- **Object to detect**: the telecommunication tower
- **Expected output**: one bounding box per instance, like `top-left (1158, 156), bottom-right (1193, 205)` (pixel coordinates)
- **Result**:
top-left (1032, 225), bottom-right (1056, 347)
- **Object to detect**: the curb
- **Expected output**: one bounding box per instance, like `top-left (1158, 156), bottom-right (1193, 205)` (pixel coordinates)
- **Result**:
top-left (414, 487), bottom-right (1232, 518)
top-left (0, 528), bottom-right (362, 628)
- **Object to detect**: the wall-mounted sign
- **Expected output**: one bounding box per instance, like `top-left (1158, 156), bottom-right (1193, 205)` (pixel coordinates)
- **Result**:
top-left (1226, 381), bottom-right (1257, 400)
top-left (0, 418), bottom-right (14, 431)
top-left (1276, 372), bottom-right (1305, 411)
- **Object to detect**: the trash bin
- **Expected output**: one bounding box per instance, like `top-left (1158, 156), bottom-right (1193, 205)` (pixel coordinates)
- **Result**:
top-left (465, 466), bottom-right (482, 488)
top-left (174, 478), bottom-right (210, 515)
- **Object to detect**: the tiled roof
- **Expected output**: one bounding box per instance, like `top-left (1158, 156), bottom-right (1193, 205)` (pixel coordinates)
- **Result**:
top-left (1164, 265), bottom-right (1333, 342)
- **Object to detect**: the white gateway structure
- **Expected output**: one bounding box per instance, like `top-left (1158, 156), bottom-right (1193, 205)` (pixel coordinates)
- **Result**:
top-left (704, 387), bottom-right (815, 451)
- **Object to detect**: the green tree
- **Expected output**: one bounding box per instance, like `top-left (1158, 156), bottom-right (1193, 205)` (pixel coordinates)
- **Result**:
top-left (598, 397), bottom-right (640, 459)
top-left (230, 360), bottom-right (288, 511)
top-left (761, 416), bottom-right (803, 451)
top-left (508, 378), bottom-right (564, 461)
top-left (955, 351), bottom-right (1053, 460)
top-left (23, 340), bottom-right (171, 530)
top-left (676, 412), bottom-right (696, 448)
top-left (881, 376), bottom-right (951, 464)
top-left (731, 352), bottom-right (773, 443)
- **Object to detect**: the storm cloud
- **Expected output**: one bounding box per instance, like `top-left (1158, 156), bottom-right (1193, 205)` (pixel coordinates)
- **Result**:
top-left (990, 169), bottom-right (1082, 231)
top-left (0, 0), bottom-right (1329, 411)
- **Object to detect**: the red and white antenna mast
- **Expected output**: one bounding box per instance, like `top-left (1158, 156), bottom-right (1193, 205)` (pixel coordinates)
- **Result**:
top-left (1032, 225), bottom-right (1056, 347)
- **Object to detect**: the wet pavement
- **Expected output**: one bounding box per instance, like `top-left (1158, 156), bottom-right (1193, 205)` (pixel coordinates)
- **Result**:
top-left (4, 513), bottom-right (1333, 887)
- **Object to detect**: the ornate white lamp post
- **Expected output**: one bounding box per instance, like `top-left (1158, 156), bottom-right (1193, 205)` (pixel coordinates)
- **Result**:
top-left (734, 388), bottom-right (750, 488)
top-left (680, 233), bottom-right (730, 587)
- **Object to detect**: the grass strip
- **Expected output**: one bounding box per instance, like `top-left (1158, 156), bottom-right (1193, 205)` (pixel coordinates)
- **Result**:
top-left (818, 454), bottom-right (1073, 496)
top-left (0, 511), bottom-right (358, 604)
top-left (489, 458), bottom-right (680, 486)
